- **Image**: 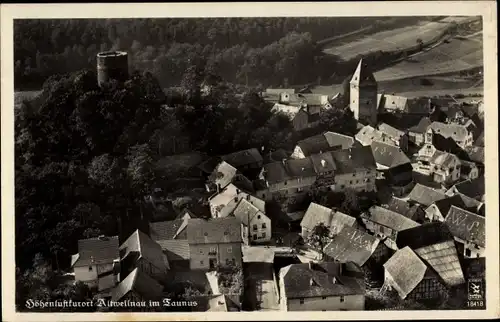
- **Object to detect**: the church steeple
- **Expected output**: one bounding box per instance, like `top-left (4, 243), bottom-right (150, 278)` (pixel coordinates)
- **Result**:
top-left (349, 58), bottom-right (378, 127)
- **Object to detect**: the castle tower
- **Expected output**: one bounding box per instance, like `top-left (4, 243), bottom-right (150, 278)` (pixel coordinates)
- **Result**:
top-left (97, 51), bottom-right (129, 87)
top-left (349, 59), bottom-right (378, 126)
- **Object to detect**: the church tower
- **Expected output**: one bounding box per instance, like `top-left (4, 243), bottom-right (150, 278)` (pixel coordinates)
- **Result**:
top-left (349, 59), bottom-right (378, 126)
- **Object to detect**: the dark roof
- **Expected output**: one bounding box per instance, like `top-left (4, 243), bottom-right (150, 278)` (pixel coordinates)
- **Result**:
top-left (111, 268), bottom-right (163, 302)
top-left (408, 117), bottom-right (432, 133)
top-left (350, 59), bottom-right (377, 86)
top-left (387, 197), bottom-right (411, 215)
top-left (310, 151), bottom-right (337, 174)
top-left (208, 161), bottom-right (238, 190)
top-left (285, 158), bottom-right (317, 178)
top-left (119, 230), bottom-right (167, 272)
top-left (323, 226), bottom-right (381, 266)
top-left (383, 247), bottom-right (428, 299)
top-left (280, 262), bottom-right (364, 299)
top-left (186, 217), bottom-right (242, 244)
top-left (331, 146), bottom-right (377, 174)
top-left (72, 236), bottom-right (119, 267)
top-left (221, 148), bottom-right (263, 168)
top-left (157, 240), bottom-right (190, 261)
top-left (296, 134), bottom-right (332, 157)
top-left (371, 141), bottom-right (410, 168)
top-left (267, 149), bottom-right (290, 163)
top-left (149, 219), bottom-right (188, 241)
top-left (396, 222), bottom-right (454, 249)
top-left (450, 177), bottom-right (485, 199)
top-left (432, 195), bottom-right (468, 217)
top-left (198, 156), bottom-right (223, 174)
top-left (444, 206), bottom-right (485, 247)
top-left (323, 132), bottom-right (356, 150)
top-left (407, 183), bottom-right (447, 206)
top-left (474, 131), bottom-right (484, 147)
top-left (261, 161), bottom-right (290, 185)
top-left (364, 206), bottom-right (420, 232)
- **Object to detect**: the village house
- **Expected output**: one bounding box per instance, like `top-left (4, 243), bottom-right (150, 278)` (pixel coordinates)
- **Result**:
top-left (278, 261), bottom-right (365, 311)
top-left (355, 125), bottom-right (403, 148)
top-left (186, 217), bottom-right (243, 270)
top-left (415, 143), bottom-right (461, 184)
top-left (407, 183), bottom-right (447, 207)
top-left (396, 223), bottom-right (465, 287)
top-left (360, 206), bottom-right (420, 250)
top-left (460, 160), bottom-right (479, 180)
top-left (205, 161), bottom-right (254, 194)
top-left (300, 203), bottom-right (357, 239)
top-left (119, 229), bottom-right (169, 283)
top-left (309, 151), bottom-right (337, 188)
top-left (323, 226), bottom-right (392, 276)
top-left (385, 196), bottom-right (426, 223)
top-left (110, 267), bottom-right (163, 305)
top-left (221, 148), bottom-right (264, 173)
top-left (230, 198), bottom-right (272, 244)
top-left (260, 88), bottom-right (296, 103)
top-left (370, 141), bottom-right (412, 186)
top-left (382, 246), bottom-right (447, 301)
top-left (377, 122), bottom-right (409, 152)
top-left (424, 194), bottom-right (479, 223)
top-left (446, 177), bottom-right (485, 202)
top-left (70, 235), bottom-right (120, 292)
top-left (377, 93), bottom-right (409, 114)
top-left (291, 132), bottom-right (357, 159)
top-left (330, 146), bottom-right (378, 193)
top-left (444, 206), bottom-right (485, 258)
top-left (407, 117), bottom-right (433, 147)
top-left (256, 157), bottom-right (317, 200)
top-left (429, 121), bottom-right (474, 149)
top-left (209, 183), bottom-right (265, 218)
top-left (149, 217), bottom-right (190, 271)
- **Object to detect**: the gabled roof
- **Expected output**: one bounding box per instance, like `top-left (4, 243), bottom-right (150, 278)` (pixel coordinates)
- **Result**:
top-left (209, 161), bottom-right (237, 190)
top-left (350, 59), bottom-right (377, 86)
top-left (221, 148), bottom-right (263, 168)
top-left (444, 206), bottom-right (485, 247)
top-left (363, 206), bottom-right (420, 232)
top-left (429, 122), bottom-right (470, 143)
top-left (186, 217), bottom-right (242, 244)
top-left (377, 94), bottom-right (408, 112)
top-left (383, 247), bottom-right (429, 299)
top-left (408, 117), bottom-right (432, 133)
top-left (301, 203), bottom-right (356, 234)
top-left (296, 134), bottom-right (332, 157)
top-left (448, 178), bottom-right (485, 199)
top-left (285, 158), bottom-right (317, 178)
top-left (430, 150), bottom-right (460, 168)
top-left (378, 123), bottom-right (406, 139)
top-left (310, 151), bottom-right (337, 174)
top-left (280, 262), bottom-right (364, 299)
top-left (395, 222), bottom-right (465, 286)
top-left (323, 226), bottom-right (381, 266)
top-left (156, 240), bottom-right (190, 261)
top-left (387, 197), bottom-right (412, 216)
top-left (72, 236), bottom-right (119, 267)
top-left (323, 132), bottom-right (356, 150)
top-left (119, 230), bottom-right (168, 272)
top-left (261, 161), bottom-right (290, 185)
top-left (371, 141), bottom-right (410, 168)
top-left (198, 156), bottom-right (223, 175)
top-left (110, 268), bottom-right (163, 302)
top-left (217, 192), bottom-right (266, 219)
top-left (431, 195), bottom-right (469, 217)
top-left (331, 146), bottom-right (377, 174)
top-left (232, 199), bottom-right (265, 226)
top-left (407, 183), bottom-right (447, 207)
top-left (355, 125), bottom-right (399, 147)
top-left (150, 219), bottom-right (188, 241)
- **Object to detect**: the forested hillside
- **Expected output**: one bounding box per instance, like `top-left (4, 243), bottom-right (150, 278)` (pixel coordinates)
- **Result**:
top-left (14, 17), bottom-right (428, 90)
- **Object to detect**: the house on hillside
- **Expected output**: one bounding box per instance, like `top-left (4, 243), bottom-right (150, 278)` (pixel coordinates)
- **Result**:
top-left (386, 197), bottom-right (425, 223)
top-left (459, 160), bottom-right (479, 180)
top-left (278, 261), bottom-right (365, 311)
top-left (70, 235), bottom-right (120, 292)
top-left (205, 161), bottom-right (254, 194)
top-left (429, 121), bottom-right (474, 149)
top-left (377, 123), bottom-right (409, 152)
top-left (300, 203), bottom-right (357, 239)
top-left (446, 177), bottom-right (485, 201)
top-left (396, 223), bottom-right (465, 287)
top-left (415, 143), bottom-right (461, 184)
top-left (360, 206), bottom-right (420, 250)
top-left (119, 229), bottom-right (169, 283)
top-left (110, 268), bottom-right (163, 305)
top-left (424, 194), bottom-right (479, 223)
top-left (221, 148), bottom-right (264, 174)
top-left (355, 125), bottom-right (403, 148)
top-left (186, 217), bottom-right (243, 270)
top-left (382, 247), bottom-right (447, 301)
top-left (407, 183), bottom-right (447, 207)
top-left (377, 93), bottom-right (409, 113)
top-left (444, 206), bottom-right (485, 258)
top-left (408, 117), bottom-right (433, 147)
top-left (330, 146), bottom-right (377, 193)
top-left (370, 141), bottom-right (412, 186)
top-left (291, 132), bottom-right (357, 159)
top-left (230, 198), bottom-right (271, 244)
top-left (209, 183), bottom-right (265, 218)
top-left (149, 218), bottom-right (190, 270)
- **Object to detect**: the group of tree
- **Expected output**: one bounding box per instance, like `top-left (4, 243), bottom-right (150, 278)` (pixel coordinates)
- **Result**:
top-left (14, 17), bottom-right (428, 90)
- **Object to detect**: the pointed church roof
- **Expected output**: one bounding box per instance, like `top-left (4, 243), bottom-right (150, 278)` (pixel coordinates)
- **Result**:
top-left (350, 59), bottom-right (377, 86)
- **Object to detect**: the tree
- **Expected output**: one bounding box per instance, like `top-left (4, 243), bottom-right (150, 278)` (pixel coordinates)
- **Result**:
top-left (306, 223), bottom-right (331, 255)
top-left (340, 188), bottom-right (361, 215)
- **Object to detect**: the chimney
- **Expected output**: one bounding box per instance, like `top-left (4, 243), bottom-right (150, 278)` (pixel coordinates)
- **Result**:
top-left (332, 277), bottom-right (338, 284)
top-left (217, 184), bottom-right (221, 193)
top-left (321, 159), bottom-right (326, 167)
top-left (246, 194), bottom-right (251, 201)
top-left (236, 189), bottom-right (241, 194)
top-left (234, 196), bottom-right (238, 202)
top-left (309, 278), bottom-right (315, 286)
top-left (301, 167), bottom-right (305, 171)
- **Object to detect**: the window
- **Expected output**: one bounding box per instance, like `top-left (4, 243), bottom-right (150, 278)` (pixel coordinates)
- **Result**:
top-left (340, 184), bottom-right (345, 189)
top-left (261, 232), bottom-right (266, 238)
top-left (253, 234), bottom-right (257, 240)
top-left (322, 296), bottom-right (327, 300)
top-left (199, 249), bottom-right (203, 254)
top-left (262, 223), bottom-right (267, 229)
top-left (465, 248), bottom-right (472, 257)
top-left (299, 298), bottom-right (305, 304)
top-left (231, 258), bottom-right (236, 266)
top-left (284, 181), bottom-right (287, 186)
top-left (88, 266), bottom-right (93, 272)
top-left (257, 215), bottom-right (261, 219)
top-left (340, 296), bottom-right (345, 303)
top-left (349, 181), bottom-right (353, 184)
top-left (352, 173), bottom-right (356, 177)
top-left (204, 232), bottom-right (208, 236)
top-left (200, 260), bottom-right (204, 265)
top-left (253, 224), bottom-right (258, 231)
top-left (209, 247), bottom-right (216, 254)
top-left (227, 247), bottom-right (232, 254)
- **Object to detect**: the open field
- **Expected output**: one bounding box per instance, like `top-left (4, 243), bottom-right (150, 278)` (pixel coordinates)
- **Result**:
top-left (374, 32), bottom-right (483, 81)
top-left (323, 16), bottom-right (479, 61)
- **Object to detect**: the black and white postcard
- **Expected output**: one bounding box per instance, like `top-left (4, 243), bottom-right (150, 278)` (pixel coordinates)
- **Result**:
top-left (1, 1), bottom-right (498, 321)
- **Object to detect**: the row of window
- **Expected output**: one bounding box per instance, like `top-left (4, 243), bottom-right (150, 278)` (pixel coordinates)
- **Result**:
top-left (252, 232), bottom-right (266, 240)
top-left (299, 296), bottom-right (345, 304)
top-left (199, 258), bottom-right (236, 266)
top-left (200, 247), bottom-right (232, 254)
top-left (253, 223), bottom-right (267, 230)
